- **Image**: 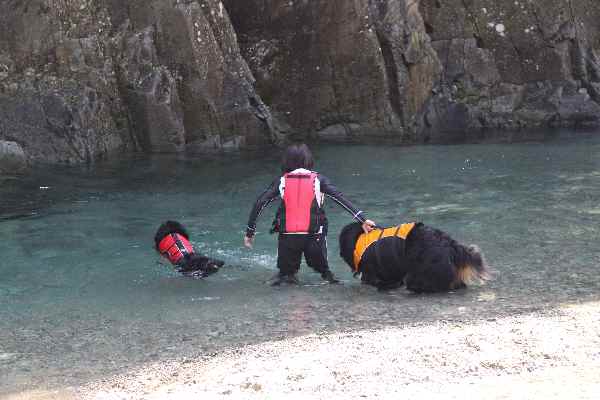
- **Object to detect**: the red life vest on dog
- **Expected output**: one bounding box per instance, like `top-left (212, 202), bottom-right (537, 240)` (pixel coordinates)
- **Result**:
top-left (158, 233), bottom-right (194, 265)
top-left (281, 171), bottom-right (320, 233)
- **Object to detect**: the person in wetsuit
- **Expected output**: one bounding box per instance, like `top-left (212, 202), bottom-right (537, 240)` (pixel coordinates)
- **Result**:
top-left (243, 143), bottom-right (375, 285)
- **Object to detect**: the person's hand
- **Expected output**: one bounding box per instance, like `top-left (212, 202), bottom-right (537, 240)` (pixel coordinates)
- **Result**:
top-left (244, 235), bottom-right (254, 248)
top-left (362, 219), bottom-right (376, 233)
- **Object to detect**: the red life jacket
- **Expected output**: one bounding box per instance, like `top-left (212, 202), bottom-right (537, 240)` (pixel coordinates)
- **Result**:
top-left (281, 172), bottom-right (320, 233)
top-left (158, 233), bottom-right (194, 265)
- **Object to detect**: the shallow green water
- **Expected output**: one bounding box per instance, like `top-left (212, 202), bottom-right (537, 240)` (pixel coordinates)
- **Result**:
top-left (1, 132), bottom-right (599, 393)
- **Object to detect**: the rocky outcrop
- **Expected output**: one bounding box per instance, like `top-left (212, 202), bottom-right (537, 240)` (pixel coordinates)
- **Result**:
top-left (0, 0), bottom-right (280, 166)
top-left (0, 140), bottom-right (27, 173)
top-left (418, 0), bottom-right (600, 140)
top-left (225, 0), bottom-right (441, 142)
top-left (1, 1), bottom-right (599, 166)
top-left (0, 1), bottom-right (131, 164)
top-left (110, 0), bottom-right (282, 153)
top-left (226, 0), bottom-right (600, 144)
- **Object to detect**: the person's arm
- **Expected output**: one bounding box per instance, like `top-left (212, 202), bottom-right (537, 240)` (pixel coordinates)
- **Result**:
top-left (245, 178), bottom-right (281, 245)
top-left (319, 174), bottom-right (375, 232)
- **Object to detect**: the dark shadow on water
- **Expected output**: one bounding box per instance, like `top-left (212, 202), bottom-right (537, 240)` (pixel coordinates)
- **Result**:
top-left (314, 127), bottom-right (600, 146)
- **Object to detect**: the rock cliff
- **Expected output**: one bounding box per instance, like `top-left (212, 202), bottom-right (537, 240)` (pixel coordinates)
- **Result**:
top-left (225, 0), bottom-right (441, 142)
top-left (418, 0), bottom-right (600, 141)
top-left (0, 0), bottom-right (598, 167)
top-left (0, 0), bottom-right (279, 167)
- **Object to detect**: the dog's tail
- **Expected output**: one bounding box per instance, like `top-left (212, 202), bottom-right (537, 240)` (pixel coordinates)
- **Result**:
top-left (453, 244), bottom-right (491, 286)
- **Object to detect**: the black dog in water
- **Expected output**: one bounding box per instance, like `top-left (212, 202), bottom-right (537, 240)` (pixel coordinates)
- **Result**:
top-left (154, 220), bottom-right (224, 278)
top-left (339, 222), bottom-right (489, 292)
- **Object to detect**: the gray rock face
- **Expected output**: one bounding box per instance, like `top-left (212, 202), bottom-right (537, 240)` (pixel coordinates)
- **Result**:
top-left (225, 0), bottom-right (441, 142)
top-left (0, 140), bottom-right (27, 174)
top-left (1, 0), bottom-right (599, 165)
top-left (0, 1), bottom-right (131, 164)
top-left (418, 0), bottom-right (600, 137)
top-left (111, 0), bottom-right (282, 153)
top-left (227, 0), bottom-right (600, 143)
top-left (0, 0), bottom-right (280, 165)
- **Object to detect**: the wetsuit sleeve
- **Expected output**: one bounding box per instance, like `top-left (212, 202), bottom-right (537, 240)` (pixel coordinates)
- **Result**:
top-left (318, 174), bottom-right (367, 223)
top-left (246, 178), bottom-right (281, 237)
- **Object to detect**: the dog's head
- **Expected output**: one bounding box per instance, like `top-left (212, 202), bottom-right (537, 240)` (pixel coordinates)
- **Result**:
top-left (154, 220), bottom-right (190, 251)
top-left (339, 222), bottom-right (365, 272)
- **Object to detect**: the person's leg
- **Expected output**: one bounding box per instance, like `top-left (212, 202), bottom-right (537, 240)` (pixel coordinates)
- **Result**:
top-left (274, 234), bottom-right (303, 285)
top-left (304, 233), bottom-right (339, 283)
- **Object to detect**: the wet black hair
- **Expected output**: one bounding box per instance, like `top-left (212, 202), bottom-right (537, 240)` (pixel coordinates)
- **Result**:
top-left (281, 143), bottom-right (314, 173)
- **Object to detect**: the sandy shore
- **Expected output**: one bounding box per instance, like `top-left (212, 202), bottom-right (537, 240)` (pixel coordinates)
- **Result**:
top-left (5, 302), bottom-right (600, 400)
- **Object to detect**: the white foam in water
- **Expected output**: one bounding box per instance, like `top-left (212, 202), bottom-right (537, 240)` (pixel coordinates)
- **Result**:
top-left (191, 296), bottom-right (221, 301)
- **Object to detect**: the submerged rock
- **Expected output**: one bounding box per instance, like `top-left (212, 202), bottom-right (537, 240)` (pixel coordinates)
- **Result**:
top-left (0, 140), bottom-right (27, 174)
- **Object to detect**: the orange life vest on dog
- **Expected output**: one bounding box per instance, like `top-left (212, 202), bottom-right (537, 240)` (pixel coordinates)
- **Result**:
top-left (280, 171), bottom-right (321, 233)
top-left (353, 223), bottom-right (416, 271)
top-left (158, 233), bottom-right (194, 265)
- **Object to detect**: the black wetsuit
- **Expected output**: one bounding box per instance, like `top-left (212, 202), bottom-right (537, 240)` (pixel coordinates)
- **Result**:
top-left (246, 170), bottom-right (367, 276)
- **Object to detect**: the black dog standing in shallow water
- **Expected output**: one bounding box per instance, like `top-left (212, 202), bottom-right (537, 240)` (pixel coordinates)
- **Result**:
top-left (154, 221), bottom-right (224, 278)
top-left (339, 222), bottom-right (490, 292)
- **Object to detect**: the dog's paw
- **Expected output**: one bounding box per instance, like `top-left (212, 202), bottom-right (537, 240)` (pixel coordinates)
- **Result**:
top-left (202, 260), bottom-right (224, 275)
top-left (182, 270), bottom-right (210, 279)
